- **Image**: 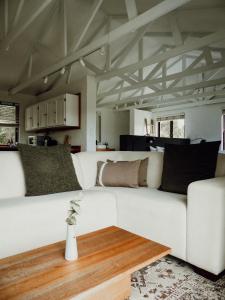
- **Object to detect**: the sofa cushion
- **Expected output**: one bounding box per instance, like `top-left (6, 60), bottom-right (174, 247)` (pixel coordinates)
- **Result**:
top-left (92, 186), bottom-right (187, 260)
top-left (18, 144), bottom-right (81, 196)
top-left (107, 158), bottom-right (149, 187)
top-left (160, 142), bottom-right (221, 194)
top-left (96, 160), bottom-right (141, 187)
top-left (0, 190), bottom-right (117, 259)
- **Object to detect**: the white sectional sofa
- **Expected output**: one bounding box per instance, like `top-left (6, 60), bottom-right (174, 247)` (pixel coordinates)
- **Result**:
top-left (0, 150), bottom-right (224, 276)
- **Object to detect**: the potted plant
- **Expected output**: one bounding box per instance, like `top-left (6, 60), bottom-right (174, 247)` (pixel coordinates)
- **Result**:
top-left (65, 192), bottom-right (83, 261)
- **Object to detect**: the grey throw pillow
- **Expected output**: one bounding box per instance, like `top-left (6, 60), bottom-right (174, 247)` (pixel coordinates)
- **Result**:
top-left (18, 144), bottom-right (81, 196)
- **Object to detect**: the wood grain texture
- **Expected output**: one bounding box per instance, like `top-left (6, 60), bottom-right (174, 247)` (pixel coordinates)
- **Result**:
top-left (0, 226), bottom-right (171, 300)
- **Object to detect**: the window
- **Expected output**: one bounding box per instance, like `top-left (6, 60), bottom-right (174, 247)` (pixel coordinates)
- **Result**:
top-left (222, 110), bottom-right (225, 151)
top-left (0, 102), bottom-right (19, 145)
top-left (157, 114), bottom-right (185, 138)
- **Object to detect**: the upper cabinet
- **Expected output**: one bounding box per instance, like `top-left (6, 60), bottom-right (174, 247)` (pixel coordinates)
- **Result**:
top-left (25, 94), bottom-right (80, 131)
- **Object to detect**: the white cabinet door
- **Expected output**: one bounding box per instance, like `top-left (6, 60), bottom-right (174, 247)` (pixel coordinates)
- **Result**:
top-left (47, 99), bottom-right (57, 127)
top-left (25, 106), bottom-right (33, 131)
top-left (25, 105), bottom-right (38, 131)
top-left (32, 104), bottom-right (39, 129)
top-left (65, 94), bottom-right (80, 127)
top-left (39, 102), bottom-right (48, 128)
top-left (56, 97), bottom-right (65, 126)
top-left (47, 97), bottom-right (65, 127)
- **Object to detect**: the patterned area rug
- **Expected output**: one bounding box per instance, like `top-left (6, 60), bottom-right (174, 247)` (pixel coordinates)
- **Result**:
top-left (130, 256), bottom-right (225, 300)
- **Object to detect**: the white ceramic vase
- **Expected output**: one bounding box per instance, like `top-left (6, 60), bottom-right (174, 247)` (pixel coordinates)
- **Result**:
top-left (65, 224), bottom-right (78, 261)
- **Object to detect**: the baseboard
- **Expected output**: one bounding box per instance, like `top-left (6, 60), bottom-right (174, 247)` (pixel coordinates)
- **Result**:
top-left (193, 266), bottom-right (225, 282)
top-left (169, 255), bottom-right (224, 282)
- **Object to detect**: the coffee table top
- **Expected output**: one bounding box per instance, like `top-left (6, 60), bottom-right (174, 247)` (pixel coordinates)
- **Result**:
top-left (0, 226), bottom-right (171, 300)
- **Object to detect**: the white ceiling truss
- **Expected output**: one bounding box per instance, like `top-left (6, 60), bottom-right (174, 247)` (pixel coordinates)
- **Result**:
top-left (0, 0), bottom-right (225, 111)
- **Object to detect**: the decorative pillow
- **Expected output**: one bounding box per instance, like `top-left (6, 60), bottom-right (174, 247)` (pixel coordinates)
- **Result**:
top-left (18, 144), bottom-right (81, 196)
top-left (96, 160), bottom-right (141, 188)
top-left (159, 141), bottom-right (221, 194)
top-left (107, 158), bottom-right (148, 187)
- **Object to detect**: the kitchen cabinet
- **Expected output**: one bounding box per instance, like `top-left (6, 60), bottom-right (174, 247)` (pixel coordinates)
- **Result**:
top-left (25, 94), bottom-right (80, 131)
top-left (25, 104), bottom-right (39, 131)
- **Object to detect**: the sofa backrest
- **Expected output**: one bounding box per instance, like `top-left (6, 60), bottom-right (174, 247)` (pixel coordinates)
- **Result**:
top-left (73, 151), bottom-right (164, 189)
top-left (74, 151), bottom-right (225, 190)
top-left (0, 151), bottom-right (224, 199)
top-left (0, 152), bottom-right (26, 199)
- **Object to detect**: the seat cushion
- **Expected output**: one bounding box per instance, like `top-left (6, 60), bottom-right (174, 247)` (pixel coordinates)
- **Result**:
top-left (92, 186), bottom-right (187, 260)
top-left (0, 190), bottom-right (117, 259)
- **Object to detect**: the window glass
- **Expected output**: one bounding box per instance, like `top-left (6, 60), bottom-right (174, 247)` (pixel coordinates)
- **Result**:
top-left (159, 120), bottom-right (170, 138)
top-left (173, 119), bottom-right (185, 138)
top-left (0, 103), bottom-right (19, 145)
top-left (0, 127), bottom-right (16, 144)
top-left (222, 114), bottom-right (225, 151)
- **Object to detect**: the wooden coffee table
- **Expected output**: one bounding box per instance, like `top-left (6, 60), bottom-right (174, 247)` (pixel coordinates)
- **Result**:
top-left (0, 226), bottom-right (171, 300)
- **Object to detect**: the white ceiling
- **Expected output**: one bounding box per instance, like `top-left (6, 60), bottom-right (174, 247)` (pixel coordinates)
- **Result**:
top-left (0, 0), bottom-right (225, 111)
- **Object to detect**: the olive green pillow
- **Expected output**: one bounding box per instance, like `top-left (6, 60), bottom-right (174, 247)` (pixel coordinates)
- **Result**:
top-left (18, 144), bottom-right (81, 196)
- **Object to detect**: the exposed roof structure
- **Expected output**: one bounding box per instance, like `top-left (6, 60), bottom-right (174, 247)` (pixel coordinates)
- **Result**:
top-left (0, 0), bottom-right (225, 111)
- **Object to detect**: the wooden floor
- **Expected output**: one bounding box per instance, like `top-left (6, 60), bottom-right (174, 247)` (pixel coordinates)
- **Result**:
top-left (0, 226), bottom-right (171, 300)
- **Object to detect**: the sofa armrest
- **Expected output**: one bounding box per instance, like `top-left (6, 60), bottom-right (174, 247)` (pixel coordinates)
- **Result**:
top-left (187, 177), bottom-right (225, 275)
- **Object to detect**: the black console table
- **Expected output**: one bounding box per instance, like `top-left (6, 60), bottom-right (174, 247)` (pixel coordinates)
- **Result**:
top-left (120, 135), bottom-right (190, 151)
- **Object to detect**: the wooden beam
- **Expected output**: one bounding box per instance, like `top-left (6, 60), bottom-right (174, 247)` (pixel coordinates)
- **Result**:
top-left (28, 54), bottom-right (33, 78)
top-left (121, 90), bottom-right (225, 110)
top-left (97, 30), bottom-right (225, 81)
top-left (66, 64), bottom-right (73, 85)
top-left (204, 47), bottom-right (213, 65)
top-left (145, 61), bottom-right (164, 80)
top-left (81, 59), bottom-right (103, 75)
top-left (62, 0), bottom-right (68, 56)
top-left (0, 90), bottom-right (36, 102)
top-left (125, 0), bottom-right (138, 20)
top-left (105, 18), bottom-right (111, 71)
top-left (168, 51), bottom-right (205, 88)
top-left (15, 2), bottom-right (59, 85)
top-left (162, 62), bottom-right (167, 89)
top-left (4, 0), bottom-right (8, 36)
top-left (12, 0), bottom-right (25, 28)
top-left (83, 17), bottom-right (108, 46)
top-left (117, 89), bottom-right (225, 110)
top-left (119, 75), bottom-right (137, 85)
top-left (169, 12), bottom-right (183, 45)
top-left (151, 98), bottom-right (225, 112)
top-left (98, 77), bottom-right (225, 107)
top-left (113, 25), bottom-right (149, 68)
top-left (70, 0), bottom-right (104, 52)
top-left (0, 0), bottom-right (53, 51)
top-left (11, 0), bottom-right (192, 94)
top-left (138, 38), bottom-right (144, 81)
top-left (98, 60), bottom-right (225, 98)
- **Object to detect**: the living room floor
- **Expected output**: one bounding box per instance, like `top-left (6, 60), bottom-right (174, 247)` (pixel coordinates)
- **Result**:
top-left (131, 256), bottom-right (225, 300)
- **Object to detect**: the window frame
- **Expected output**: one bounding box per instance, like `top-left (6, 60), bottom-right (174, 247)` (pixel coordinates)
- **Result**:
top-left (0, 102), bottom-right (19, 145)
top-left (157, 115), bottom-right (185, 139)
top-left (222, 111), bottom-right (225, 151)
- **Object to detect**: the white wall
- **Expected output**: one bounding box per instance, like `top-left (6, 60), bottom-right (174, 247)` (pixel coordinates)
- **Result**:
top-left (99, 109), bottom-right (129, 150)
top-left (130, 109), bottom-right (152, 136)
top-left (152, 102), bottom-right (225, 142)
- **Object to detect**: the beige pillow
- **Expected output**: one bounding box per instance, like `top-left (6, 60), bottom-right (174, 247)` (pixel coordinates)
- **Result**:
top-left (96, 160), bottom-right (141, 188)
top-left (107, 158), bottom-right (149, 187)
